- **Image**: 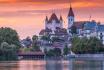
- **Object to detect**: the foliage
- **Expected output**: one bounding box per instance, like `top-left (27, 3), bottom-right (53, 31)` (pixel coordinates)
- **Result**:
top-left (32, 45), bottom-right (40, 51)
top-left (71, 25), bottom-right (77, 35)
top-left (63, 45), bottom-right (69, 55)
top-left (32, 35), bottom-right (38, 42)
top-left (41, 35), bottom-right (51, 41)
top-left (0, 27), bottom-right (20, 47)
top-left (23, 36), bottom-right (32, 47)
top-left (71, 37), bottom-right (104, 54)
top-left (44, 48), bottom-right (48, 54)
top-left (46, 48), bottom-right (62, 57)
top-left (31, 35), bottom-right (40, 51)
top-left (21, 47), bottom-right (32, 52)
top-left (0, 27), bottom-right (20, 61)
top-left (0, 42), bottom-right (18, 61)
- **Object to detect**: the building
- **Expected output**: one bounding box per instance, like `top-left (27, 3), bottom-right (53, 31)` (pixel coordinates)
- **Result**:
top-left (97, 25), bottom-right (104, 44)
top-left (45, 13), bottom-right (63, 34)
top-left (39, 4), bottom-right (104, 53)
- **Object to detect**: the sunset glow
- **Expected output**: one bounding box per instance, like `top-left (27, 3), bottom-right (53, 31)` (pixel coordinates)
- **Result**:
top-left (0, 0), bottom-right (104, 39)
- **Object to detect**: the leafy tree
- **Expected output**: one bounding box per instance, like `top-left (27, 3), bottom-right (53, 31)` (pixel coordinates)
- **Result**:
top-left (31, 35), bottom-right (40, 51)
top-left (71, 25), bottom-right (77, 35)
top-left (63, 45), bottom-right (69, 55)
top-left (32, 35), bottom-right (38, 43)
top-left (0, 42), bottom-right (18, 61)
top-left (46, 48), bottom-right (62, 57)
top-left (24, 36), bottom-right (32, 47)
top-left (71, 37), bottom-right (104, 54)
top-left (53, 48), bottom-right (61, 56)
top-left (41, 35), bottom-right (51, 41)
top-left (0, 27), bottom-right (20, 47)
top-left (0, 27), bottom-right (20, 61)
top-left (44, 48), bottom-right (47, 54)
top-left (46, 49), bottom-right (54, 57)
top-left (32, 45), bottom-right (40, 51)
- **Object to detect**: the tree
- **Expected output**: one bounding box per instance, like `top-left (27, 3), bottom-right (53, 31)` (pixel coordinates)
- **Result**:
top-left (31, 35), bottom-right (40, 51)
top-left (0, 27), bottom-right (20, 61)
top-left (71, 25), bottom-right (77, 35)
top-left (63, 45), bottom-right (69, 55)
top-left (41, 35), bottom-right (51, 41)
top-left (46, 48), bottom-right (62, 57)
top-left (32, 45), bottom-right (40, 51)
top-left (0, 27), bottom-right (20, 47)
top-left (71, 37), bottom-right (104, 54)
top-left (32, 35), bottom-right (38, 43)
top-left (44, 48), bottom-right (47, 54)
top-left (53, 48), bottom-right (62, 56)
top-left (0, 42), bottom-right (18, 61)
top-left (24, 36), bottom-right (32, 47)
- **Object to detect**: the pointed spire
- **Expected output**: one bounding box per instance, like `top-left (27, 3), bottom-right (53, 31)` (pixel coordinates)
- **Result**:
top-left (68, 3), bottom-right (74, 17)
top-left (60, 15), bottom-right (63, 21)
top-left (45, 16), bottom-right (48, 21)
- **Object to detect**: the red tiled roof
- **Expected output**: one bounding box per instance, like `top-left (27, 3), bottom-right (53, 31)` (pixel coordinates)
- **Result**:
top-left (73, 21), bottom-right (86, 29)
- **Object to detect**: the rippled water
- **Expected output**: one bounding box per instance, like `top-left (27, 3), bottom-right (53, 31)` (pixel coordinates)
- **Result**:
top-left (0, 59), bottom-right (104, 70)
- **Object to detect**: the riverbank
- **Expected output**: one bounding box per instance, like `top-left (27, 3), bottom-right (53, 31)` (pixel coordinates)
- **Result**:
top-left (68, 54), bottom-right (104, 60)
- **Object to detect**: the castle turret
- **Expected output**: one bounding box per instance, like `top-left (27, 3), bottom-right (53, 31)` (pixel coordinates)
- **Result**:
top-left (60, 15), bottom-right (63, 28)
top-left (45, 16), bottom-right (48, 29)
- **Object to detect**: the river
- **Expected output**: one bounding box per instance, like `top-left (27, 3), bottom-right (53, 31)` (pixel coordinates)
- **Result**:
top-left (0, 59), bottom-right (104, 70)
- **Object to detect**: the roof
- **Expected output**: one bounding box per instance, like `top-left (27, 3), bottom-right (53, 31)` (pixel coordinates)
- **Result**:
top-left (55, 28), bottom-right (68, 35)
top-left (48, 13), bottom-right (60, 23)
top-left (53, 42), bottom-right (64, 48)
top-left (73, 21), bottom-right (86, 29)
top-left (84, 21), bottom-right (97, 30)
top-left (45, 28), bottom-right (52, 32)
top-left (39, 28), bottom-right (52, 35)
top-left (68, 6), bottom-right (74, 17)
top-left (18, 52), bottom-right (45, 56)
top-left (98, 25), bottom-right (104, 32)
top-left (39, 29), bottom-right (45, 35)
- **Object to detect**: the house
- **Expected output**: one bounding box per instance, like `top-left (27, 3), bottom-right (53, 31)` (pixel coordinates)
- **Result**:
top-left (97, 25), bottom-right (104, 44)
top-left (83, 21), bottom-right (98, 38)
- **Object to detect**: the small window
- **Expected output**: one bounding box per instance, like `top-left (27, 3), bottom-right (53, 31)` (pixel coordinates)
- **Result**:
top-left (100, 33), bottom-right (103, 35)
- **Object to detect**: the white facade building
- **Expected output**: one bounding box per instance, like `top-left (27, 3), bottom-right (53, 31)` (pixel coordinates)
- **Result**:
top-left (45, 13), bottom-right (63, 34)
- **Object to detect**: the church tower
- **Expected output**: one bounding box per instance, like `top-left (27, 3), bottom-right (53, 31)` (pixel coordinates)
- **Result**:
top-left (68, 4), bottom-right (74, 33)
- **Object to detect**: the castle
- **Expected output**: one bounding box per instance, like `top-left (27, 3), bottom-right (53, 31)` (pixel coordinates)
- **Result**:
top-left (39, 5), bottom-right (104, 52)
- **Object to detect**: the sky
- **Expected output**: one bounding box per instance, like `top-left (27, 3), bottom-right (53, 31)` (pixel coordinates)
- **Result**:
top-left (0, 0), bottom-right (104, 39)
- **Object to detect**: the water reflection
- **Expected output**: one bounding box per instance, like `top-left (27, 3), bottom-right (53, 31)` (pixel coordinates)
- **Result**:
top-left (0, 59), bottom-right (104, 70)
top-left (46, 60), bottom-right (62, 70)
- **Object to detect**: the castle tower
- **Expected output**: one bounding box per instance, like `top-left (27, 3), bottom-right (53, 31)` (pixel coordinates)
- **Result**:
top-left (60, 15), bottom-right (63, 28)
top-left (45, 16), bottom-right (48, 29)
top-left (68, 4), bottom-right (74, 33)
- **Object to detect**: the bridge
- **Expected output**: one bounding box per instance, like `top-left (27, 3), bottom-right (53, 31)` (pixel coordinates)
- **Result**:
top-left (18, 51), bottom-right (45, 60)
